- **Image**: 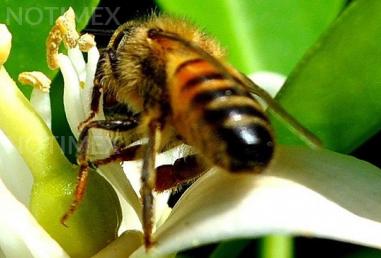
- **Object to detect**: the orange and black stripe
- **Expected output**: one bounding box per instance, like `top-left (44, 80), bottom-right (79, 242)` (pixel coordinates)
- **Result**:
top-left (172, 58), bottom-right (274, 172)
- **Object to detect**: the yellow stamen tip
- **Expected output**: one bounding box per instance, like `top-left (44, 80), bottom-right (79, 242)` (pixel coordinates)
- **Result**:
top-left (46, 7), bottom-right (81, 70)
top-left (78, 33), bottom-right (96, 52)
top-left (18, 71), bottom-right (51, 92)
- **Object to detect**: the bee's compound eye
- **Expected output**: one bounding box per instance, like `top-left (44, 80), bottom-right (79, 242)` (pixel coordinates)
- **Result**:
top-left (147, 28), bottom-right (163, 39)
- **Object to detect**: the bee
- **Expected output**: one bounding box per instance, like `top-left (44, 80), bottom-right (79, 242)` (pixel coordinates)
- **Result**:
top-left (60, 15), bottom-right (321, 248)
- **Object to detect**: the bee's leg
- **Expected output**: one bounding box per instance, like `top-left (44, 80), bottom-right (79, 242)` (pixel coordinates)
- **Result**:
top-left (93, 151), bottom-right (209, 191)
top-left (155, 154), bottom-right (210, 192)
top-left (92, 150), bottom-right (209, 192)
top-left (141, 120), bottom-right (161, 248)
top-left (61, 118), bottom-right (139, 225)
top-left (75, 144), bottom-right (208, 247)
top-left (91, 144), bottom-right (144, 166)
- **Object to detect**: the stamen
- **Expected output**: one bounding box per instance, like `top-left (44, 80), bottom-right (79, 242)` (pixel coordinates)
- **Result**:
top-left (56, 7), bottom-right (79, 49)
top-left (78, 33), bottom-right (96, 52)
top-left (18, 71), bottom-right (51, 93)
top-left (46, 7), bottom-right (95, 70)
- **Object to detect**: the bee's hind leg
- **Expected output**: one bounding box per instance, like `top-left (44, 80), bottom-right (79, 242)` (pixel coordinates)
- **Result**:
top-left (155, 154), bottom-right (210, 192)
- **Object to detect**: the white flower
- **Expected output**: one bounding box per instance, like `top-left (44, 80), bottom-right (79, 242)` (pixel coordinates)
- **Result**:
top-left (0, 24), bottom-right (69, 257)
top-left (2, 12), bottom-right (381, 258)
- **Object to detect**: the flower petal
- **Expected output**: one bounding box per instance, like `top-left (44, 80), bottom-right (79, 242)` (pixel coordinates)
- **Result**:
top-left (17, 71), bottom-right (52, 129)
top-left (248, 71), bottom-right (286, 98)
top-left (58, 53), bottom-right (86, 137)
top-left (67, 46), bottom-right (96, 118)
top-left (68, 47), bottom-right (87, 84)
top-left (248, 71), bottom-right (286, 108)
top-left (0, 177), bottom-right (68, 258)
top-left (82, 46), bottom-right (100, 117)
top-left (0, 130), bottom-right (33, 205)
top-left (98, 162), bottom-right (142, 232)
top-left (131, 146), bottom-right (381, 257)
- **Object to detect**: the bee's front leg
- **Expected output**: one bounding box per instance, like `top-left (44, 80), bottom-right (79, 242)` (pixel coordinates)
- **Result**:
top-left (141, 120), bottom-right (162, 249)
top-left (78, 49), bottom-right (117, 130)
top-left (61, 118), bottom-right (139, 226)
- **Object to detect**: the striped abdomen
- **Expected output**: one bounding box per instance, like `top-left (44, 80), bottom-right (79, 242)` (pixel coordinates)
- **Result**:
top-left (169, 58), bottom-right (274, 173)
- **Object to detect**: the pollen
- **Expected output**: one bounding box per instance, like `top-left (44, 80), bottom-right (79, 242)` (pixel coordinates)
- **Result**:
top-left (78, 33), bottom-right (96, 52)
top-left (46, 7), bottom-right (94, 70)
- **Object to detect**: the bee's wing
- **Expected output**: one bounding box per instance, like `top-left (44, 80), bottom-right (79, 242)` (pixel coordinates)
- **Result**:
top-left (236, 73), bottom-right (322, 149)
top-left (148, 29), bottom-right (322, 149)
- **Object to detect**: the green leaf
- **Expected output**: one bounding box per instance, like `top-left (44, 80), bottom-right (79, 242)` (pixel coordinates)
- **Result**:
top-left (0, 0), bottom-right (100, 96)
top-left (272, 0), bottom-right (381, 152)
top-left (156, 0), bottom-right (344, 74)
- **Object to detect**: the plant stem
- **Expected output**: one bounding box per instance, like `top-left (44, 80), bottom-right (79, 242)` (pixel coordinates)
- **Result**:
top-left (260, 235), bottom-right (293, 258)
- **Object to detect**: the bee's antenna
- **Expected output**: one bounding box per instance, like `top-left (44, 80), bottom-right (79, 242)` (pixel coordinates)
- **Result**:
top-left (81, 28), bottom-right (115, 37)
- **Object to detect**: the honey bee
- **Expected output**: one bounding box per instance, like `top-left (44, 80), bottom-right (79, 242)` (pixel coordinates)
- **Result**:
top-left (60, 15), bottom-right (321, 248)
